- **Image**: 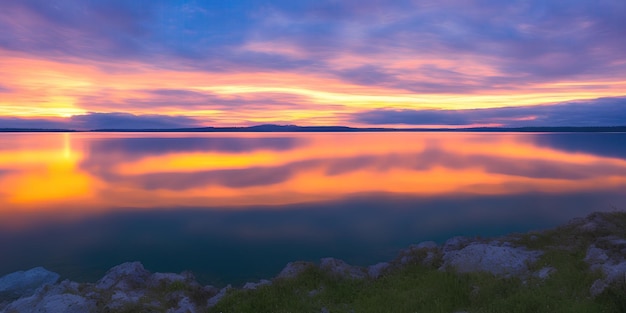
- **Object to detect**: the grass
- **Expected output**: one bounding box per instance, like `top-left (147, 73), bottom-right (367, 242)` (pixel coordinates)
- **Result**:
top-left (209, 264), bottom-right (615, 313)
top-left (209, 212), bottom-right (626, 313)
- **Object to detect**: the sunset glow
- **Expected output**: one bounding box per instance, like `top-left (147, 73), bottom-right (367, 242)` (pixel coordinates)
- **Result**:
top-left (2, 132), bottom-right (626, 229)
top-left (1, 1), bottom-right (625, 129)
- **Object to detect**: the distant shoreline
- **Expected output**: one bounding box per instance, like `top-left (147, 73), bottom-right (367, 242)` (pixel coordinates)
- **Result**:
top-left (2, 125), bottom-right (626, 133)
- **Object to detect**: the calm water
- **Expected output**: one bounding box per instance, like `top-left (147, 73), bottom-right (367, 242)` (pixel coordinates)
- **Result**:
top-left (1, 132), bottom-right (625, 285)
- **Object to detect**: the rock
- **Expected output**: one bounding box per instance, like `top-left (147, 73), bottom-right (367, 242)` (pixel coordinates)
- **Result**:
top-left (608, 238), bottom-right (626, 247)
top-left (276, 261), bottom-right (315, 279)
top-left (421, 251), bottom-right (439, 266)
top-left (149, 272), bottom-right (188, 287)
top-left (441, 243), bottom-right (542, 277)
top-left (584, 243), bottom-right (626, 287)
top-left (398, 253), bottom-right (412, 265)
top-left (167, 296), bottom-right (198, 313)
top-left (243, 279), bottom-right (271, 290)
top-left (601, 261), bottom-right (626, 284)
top-left (96, 262), bottom-right (150, 291)
top-left (534, 267), bottom-right (555, 280)
top-left (207, 284), bottom-right (231, 307)
top-left (579, 221), bottom-right (598, 233)
top-left (571, 212), bottom-right (622, 235)
top-left (583, 243), bottom-right (626, 298)
top-left (0, 267), bottom-right (60, 302)
top-left (443, 236), bottom-right (472, 252)
top-left (413, 241), bottom-right (438, 250)
top-left (585, 245), bottom-right (610, 265)
top-left (397, 242), bottom-right (441, 266)
top-left (4, 293), bottom-right (95, 313)
top-left (367, 262), bottom-right (390, 279)
top-left (57, 280), bottom-right (80, 294)
top-left (203, 285), bottom-right (220, 295)
top-left (308, 288), bottom-right (321, 297)
top-left (320, 258), bottom-right (366, 279)
top-left (106, 289), bottom-right (145, 310)
top-left (590, 279), bottom-right (609, 297)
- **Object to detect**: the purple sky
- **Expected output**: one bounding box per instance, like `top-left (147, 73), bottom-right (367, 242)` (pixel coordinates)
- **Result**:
top-left (0, 0), bottom-right (625, 128)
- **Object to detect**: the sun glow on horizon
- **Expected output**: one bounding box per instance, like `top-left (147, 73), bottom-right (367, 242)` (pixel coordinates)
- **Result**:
top-left (1, 50), bottom-right (625, 127)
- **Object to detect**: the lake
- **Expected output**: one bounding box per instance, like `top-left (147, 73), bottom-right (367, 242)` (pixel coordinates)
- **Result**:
top-left (1, 132), bottom-right (625, 286)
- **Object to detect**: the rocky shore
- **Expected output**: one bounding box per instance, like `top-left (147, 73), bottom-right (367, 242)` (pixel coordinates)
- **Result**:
top-left (2, 211), bottom-right (626, 312)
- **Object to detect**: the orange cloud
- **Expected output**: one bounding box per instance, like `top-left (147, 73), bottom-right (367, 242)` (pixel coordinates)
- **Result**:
top-left (2, 48), bottom-right (626, 127)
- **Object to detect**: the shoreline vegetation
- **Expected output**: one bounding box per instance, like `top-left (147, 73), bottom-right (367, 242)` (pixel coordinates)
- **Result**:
top-left (2, 211), bottom-right (626, 312)
top-left (2, 124), bottom-right (626, 133)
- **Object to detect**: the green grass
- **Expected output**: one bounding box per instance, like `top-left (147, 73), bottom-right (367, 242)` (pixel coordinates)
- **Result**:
top-left (209, 262), bottom-right (615, 313)
top-left (209, 212), bottom-right (626, 313)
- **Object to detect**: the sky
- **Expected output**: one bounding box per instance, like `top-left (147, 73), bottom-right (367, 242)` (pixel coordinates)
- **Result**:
top-left (0, 0), bottom-right (625, 129)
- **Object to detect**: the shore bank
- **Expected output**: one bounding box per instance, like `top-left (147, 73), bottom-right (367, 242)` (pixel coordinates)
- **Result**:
top-left (2, 210), bottom-right (626, 312)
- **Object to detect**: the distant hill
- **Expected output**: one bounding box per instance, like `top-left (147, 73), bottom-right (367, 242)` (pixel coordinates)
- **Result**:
top-left (84, 125), bottom-right (626, 133)
top-left (2, 125), bottom-right (626, 133)
top-left (90, 124), bottom-right (394, 132)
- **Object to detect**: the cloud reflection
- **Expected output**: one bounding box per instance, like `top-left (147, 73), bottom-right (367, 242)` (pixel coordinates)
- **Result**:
top-left (1, 132), bottom-right (626, 227)
top-left (2, 132), bottom-right (626, 284)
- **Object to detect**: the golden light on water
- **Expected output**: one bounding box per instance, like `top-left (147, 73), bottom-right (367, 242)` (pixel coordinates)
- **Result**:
top-left (1, 133), bottom-right (626, 228)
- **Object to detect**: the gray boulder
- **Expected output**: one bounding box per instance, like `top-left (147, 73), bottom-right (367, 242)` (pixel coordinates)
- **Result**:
top-left (207, 285), bottom-right (231, 307)
top-left (96, 262), bottom-right (150, 291)
top-left (276, 261), bottom-right (315, 279)
top-left (397, 241), bottom-right (441, 266)
top-left (534, 267), bottom-right (556, 280)
top-left (105, 289), bottom-right (145, 311)
top-left (584, 244), bottom-right (626, 296)
top-left (443, 236), bottom-right (472, 252)
top-left (4, 293), bottom-right (94, 313)
top-left (243, 279), bottom-right (271, 290)
top-left (441, 243), bottom-right (542, 277)
top-left (150, 272), bottom-right (188, 286)
top-left (413, 241), bottom-right (438, 250)
top-left (167, 296), bottom-right (198, 313)
top-left (585, 245), bottom-right (610, 266)
top-left (590, 279), bottom-right (609, 298)
top-left (0, 267), bottom-right (60, 302)
top-left (319, 258), bottom-right (367, 279)
top-left (3, 284), bottom-right (95, 313)
top-left (367, 262), bottom-right (390, 279)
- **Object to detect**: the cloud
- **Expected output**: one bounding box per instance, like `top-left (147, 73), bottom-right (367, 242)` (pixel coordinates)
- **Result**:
top-left (0, 117), bottom-right (69, 129)
top-left (351, 96), bottom-right (626, 127)
top-left (1, 0), bottom-right (625, 125)
top-left (85, 136), bottom-right (304, 158)
top-left (246, 0), bottom-right (626, 87)
top-left (0, 84), bottom-right (11, 93)
top-left (2, 0), bottom-right (624, 83)
top-left (532, 133), bottom-right (626, 160)
top-left (70, 112), bottom-right (203, 130)
top-left (0, 112), bottom-right (203, 130)
top-left (78, 89), bottom-right (316, 112)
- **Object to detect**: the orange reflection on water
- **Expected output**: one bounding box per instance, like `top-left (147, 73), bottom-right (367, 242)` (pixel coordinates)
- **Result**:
top-left (1, 132), bottom-right (626, 227)
top-left (0, 134), bottom-right (96, 211)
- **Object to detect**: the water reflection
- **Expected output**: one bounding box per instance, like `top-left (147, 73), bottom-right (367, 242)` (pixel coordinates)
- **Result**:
top-left (82, 133), bottom-right (626, 207)
top-left (532, 133), bottom-right (626, 160)
top-left (2, 132), bottom-right (626, 220)
top-left (1, 132), bottom-right (625, 284)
